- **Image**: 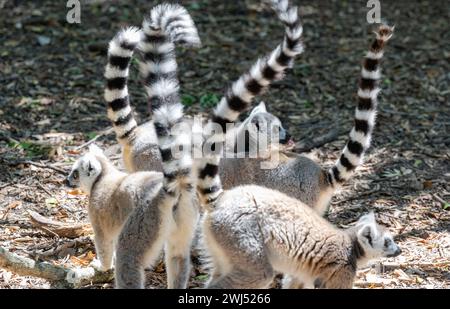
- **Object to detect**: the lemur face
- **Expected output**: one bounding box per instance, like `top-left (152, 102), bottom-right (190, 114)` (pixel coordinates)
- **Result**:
top-left (245, 102), bottom-right (295, 151)
top-left (356, 212), bottom-right (402, 259)
top-left (66, 144), bottom-right (104, 194)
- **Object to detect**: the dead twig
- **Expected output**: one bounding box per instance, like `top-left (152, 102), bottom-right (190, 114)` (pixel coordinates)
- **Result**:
top-left (74, 127), bottom-right (114, 151)
top-left (0, 182), bottom-right (14, 190)
top-left (37, 183), bottom-right (53, 197)
top-left (8, 160), bottom-right (67, 175)
top-left (354, 281), bottom-right (384, 288)
top-left (432, 194), bottom-right (447, 206)
top-left (377, 261), bottom-right (450, 272)
top-left (27, 210), bottom-right (92, 238)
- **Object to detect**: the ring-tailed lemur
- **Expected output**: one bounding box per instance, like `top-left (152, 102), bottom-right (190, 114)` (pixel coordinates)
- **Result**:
top-left (202, 188), bottom-right (401, 288)
top-left (218, 25), bottom-right (394, 216)
top-left (113, 3), bottom-right (198, 289)
top-left (195, 24), bottom-right (399, 289)
top-left (66, 143), bottom-right (163, 272)
top-left (197, 0), bottom-right (305, 205)
top-left (280, 25), bottom-right (395, 288)
top-left (104, 1), bottom-right (294, 175)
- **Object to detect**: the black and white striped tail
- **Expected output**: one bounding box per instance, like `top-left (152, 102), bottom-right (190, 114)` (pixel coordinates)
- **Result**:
top-left (104, 27), bottom-right (142, 145)
top-left (197, 0), bottom-right (304, 205)
top-left (139, 3), bottom-right (201, 112)
top-left (146, 4), bottom-right (199, 196)
top-left (328, 25), bottom-right (394, 185)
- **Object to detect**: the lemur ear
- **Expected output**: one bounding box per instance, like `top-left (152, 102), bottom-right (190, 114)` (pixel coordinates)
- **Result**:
top-left (87, 161), bottom-right (94, 174)
top-left (358, 224), bottom-right (376, 247)
top-left (357, 212), bottom-right (376, 225)
top-left (250, 101), bottom-right (267, 116)
top-left (88, 144), bottom-right (106, 158)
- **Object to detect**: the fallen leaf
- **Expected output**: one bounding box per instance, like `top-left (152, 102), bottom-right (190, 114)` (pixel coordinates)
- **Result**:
top-left (67, 149), bottom-right (81, 155)
top-left (45, 197), bottom-right (59, 207)
top-left (8, 201), bottom-right (22, 209)
top-left (194, 274), bottom-right (209, 281)
top-left (393, 269), bottom-right (411, 281)
top-left (1, 271), bottom-right (12, 284)
top-left (423, 180), bottom-right (433, 189)
top-left (39, 98), bottom-right (54, 105)
top-left (37, 35), bottom-right (51, 46)
top-left (67, 189), bottom-right (84, 196)
top-left (70, 255), bottom-right (90, 266)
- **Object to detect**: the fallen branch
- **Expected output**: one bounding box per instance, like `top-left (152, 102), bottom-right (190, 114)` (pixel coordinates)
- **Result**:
top-left (354, 281), bottom-right (384, 288)
top-left (28, 210), bottom-right (92, 238)
top-left (379, 261), bottom-right (450, 271)
top-left (432, 194), bottom-right (447, 206)
top-left (0, 246), bottom-right (113, 288)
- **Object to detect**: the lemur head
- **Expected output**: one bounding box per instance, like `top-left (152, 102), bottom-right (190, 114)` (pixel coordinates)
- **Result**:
top-left (239, 102), bottom-right (294, 151)
top-left (66, 144), bottom-right (106, 194)
top-left (354, 212), bottom-right (402, 263)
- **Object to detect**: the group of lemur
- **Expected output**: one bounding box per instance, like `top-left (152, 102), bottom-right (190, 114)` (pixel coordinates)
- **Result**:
top-left (66, 1), bottom-right (401, 289)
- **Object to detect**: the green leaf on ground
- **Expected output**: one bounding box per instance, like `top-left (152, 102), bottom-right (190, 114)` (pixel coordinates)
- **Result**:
top-left (194, 274), bottom-right (209, 281)
top-left (85, 132), bottom-right (97, 140)
top-left (199, 93), bottom-right (220, 108)
top-left (181, 94), bottom-right (196, 107)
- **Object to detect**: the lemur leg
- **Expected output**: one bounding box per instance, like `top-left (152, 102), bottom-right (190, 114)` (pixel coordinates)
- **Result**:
top-left (316, 265), bottom-right (355, 289)
top-left (92, 227), bottom-right (114, 271)
top-left (165, 193), bottom-right (199, 289)
top-left (115, 197), bottom-right (172, 289)
top-left (205, 215), bottom-right (274, 289)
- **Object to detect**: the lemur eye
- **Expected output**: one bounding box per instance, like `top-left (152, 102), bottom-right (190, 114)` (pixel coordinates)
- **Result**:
top-left (384, 238), bottom-right (391, 247)
top-left (73, 170), bottom-right (79, 179)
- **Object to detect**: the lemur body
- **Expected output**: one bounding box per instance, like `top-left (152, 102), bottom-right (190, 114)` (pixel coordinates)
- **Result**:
top-left (113, 4), bottom-right (200, 289)
top-left (202, 187), bottom-right (401, 288)
top-left (66, 144), bottom-right (163, 271)
top-left (196, 18), bottom-right (397, 288)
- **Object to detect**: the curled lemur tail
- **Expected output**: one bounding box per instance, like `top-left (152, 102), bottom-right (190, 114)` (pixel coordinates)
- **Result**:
top-left (145, 4), bottom-right (200, 195)
top-left (139, 3), bottom-right (201, 112)
top-left (197, 0), bottom-right (304, 205)
top-left (328, 25), bottom-right (394, 186)
top-left (104, 27), bottom-right (142, 145)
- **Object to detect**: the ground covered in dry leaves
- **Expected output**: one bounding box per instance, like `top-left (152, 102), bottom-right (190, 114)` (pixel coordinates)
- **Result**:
top-left (0, 0), bottom-right (449, 289)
